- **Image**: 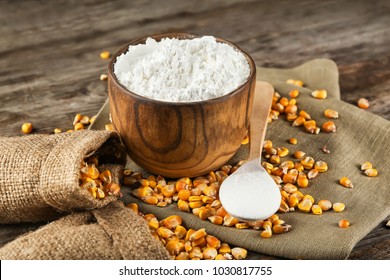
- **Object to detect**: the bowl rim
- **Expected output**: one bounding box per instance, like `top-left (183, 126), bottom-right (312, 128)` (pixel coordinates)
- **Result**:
top-left (108, 32), bottom-right (256, 106)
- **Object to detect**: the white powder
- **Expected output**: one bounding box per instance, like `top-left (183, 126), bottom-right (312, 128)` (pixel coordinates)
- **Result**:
top-left (114, 36), bottom-right (250, 102)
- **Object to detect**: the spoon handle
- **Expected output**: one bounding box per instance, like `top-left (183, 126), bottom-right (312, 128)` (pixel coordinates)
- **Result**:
top-left (248, 81), bottom-right (274, 161)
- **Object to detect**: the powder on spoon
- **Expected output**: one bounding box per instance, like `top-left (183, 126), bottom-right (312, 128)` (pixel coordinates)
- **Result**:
top-left (114, 36), bottom-right (250, 102)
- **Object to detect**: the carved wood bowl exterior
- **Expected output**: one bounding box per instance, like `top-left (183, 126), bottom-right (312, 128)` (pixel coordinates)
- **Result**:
top-left (108, 33), bottom-right (256, 178)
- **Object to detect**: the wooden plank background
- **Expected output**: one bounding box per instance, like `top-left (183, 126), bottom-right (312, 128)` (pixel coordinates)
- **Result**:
top-left (0, 0), bottom-right (389, 259)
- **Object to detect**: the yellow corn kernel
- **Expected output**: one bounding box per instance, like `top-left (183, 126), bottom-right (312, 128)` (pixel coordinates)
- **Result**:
top-left (311, 205), bottom-right (323, 215)
top-left (142, 195), bottom-right (159, 205)
top-left (185, 229), bottom-right (196, 242)
top-left (286, 113), bottom-right (298, 121)
top-left (81, 165), bottom-right (100, 179)
top-left (89, 115), bottom-right (97, 124)
top-left (288, 138), bottom-right (298, 145)
top-left (174, 225), bottom-right (187, 239)
top-left (260, 228), bottom-right (272, 238)
top-left (292, 116), bottom-right (306, 127)
top-left (339, 177), bottom-right (353, 188)
top-left (279, 199), bottom-right (290, 213)
top-left (339, 219), bottom-right (350, 228)
top-left (165, 240), bottom-right (182, 256)
top-left (241, 135), bottom-right (249, 145)
top-left (333, 202), bottom-right (345, 212)
top-left (219, 243), bottom-right (231, 254)
top-left (269, 110), bottom-right (280, 120)
top-left (279, 97), bottom-right (289, 107)
top-left (360, 162), bottom-right (373, 171)
top-left (216, 206), bottom-right (228, 217)
top-left (21, 122), bottom-right (33, 134)
top-left (177, 200), bottom-right (190, 212)
top-left (299, 110), bottom-right (311, 120)
top-left (235, 222), bottom-right (250, 229)
top-left (126, 203), bottom-right (139, 214)
top-left (54, 128), bottom-right (62, 134)
top-left (283, 183), bottom-right (298, 194)
top-left (66, 129), bottom-right (74, 133)
top-left (208, 215), bottom-right (223, 225)
top-left (301, 156), bottom-right (315, 170)
top-left (177, 189), bottom-right (191, 201)
top-left (210, 199), bottom-right (222, 208)
top-left (324, 109), bottom-right (339, 119)
top-left (286, 79), bottom-right (304, 87)
top-left (231, 248), bottom-right (247, 260)
top-left (263, 140), bottom-right (273, 149)
top-left (215, 254), bottom-right (227, 260)
top-left (99, 74), bottom-right (108, 81)
top-left (311, 89), bottom-right (327, 99)
top-left (294, 162), bottom-right (304, 172)
top-left (189, 247), bottom-right (203, 259)
top-left (215, 171), bottom-right (228, 183)
top-left (161, 184), bottom-right (176, 198)
top-left (262, 162), bottom-right (274, 171)
top-left (270, 155), bottom-right (281, 165)
top-left (303, 195), bottom-right (315, 204)
top-left (189, 228), bottom-right (207, 241)
top-left (148, 217), bottom-right (159, 230)
top-left (188, 201), bottom-right (203, 209)
top-left (105, 123), bottom-right (115, 131)
top-left (291, 191), bottom-right (304, 200)
top-left (285, 104), bottom-right (298, 114)
top-left (99, 170), bottom-right (112, 184)
top-left (157, 201), bottom-right (168, 207)
top-left (198, 208), bottom-right (212, 220)
top-left (357, 98), bottom-right (369, 109)
top-left (297, 172), bottom-right (309, 188)
top-left (143, 213), bottom-right (156, 222)
top-left (307, 169), bottom-right (319, 179)
top-left (201, 195), bottom-right (213, 204)
top-left (188, 195), bottom-right (202, 202)
top-left (289, 89), bottom-right (300, 98)
top-left (304, 120), bottom-right (317, 133)
top-left (314, 161), bottom-right (328, 173)
top-left (223, 214), bottom-right (239, 227)
top-left (87, 186), bottom-right (97, 199)
top-left (105, 182), bottom-right (121, 196)
top-left (163, 215), bottom-right (182, 229)
top-left (79, 115), bottom-right (90, 125)
top-left (365, 168), bottom-right (378, 177)
top-left (280, 161), bottom-right (295, 170)
top-left (206, 235), bottom-right (221, 249)
top-left (293, 151), bottom-right (306, 159)
top-left (74, 122), bottom-right (84, 131)
top-left (203, 247), bottom-right (218, 260)
top-left (73, 113), bottom-right (82, 126)
top-left (100, 51), bottom-right (111, 59)
top-left (318, 200), bottom-right (332, 211)
top-left (96, 188), bottom-right (105, 199)
top-left (282, 172), bottom-right (298, 184)
top-left (176, 252), bottom-right (190, 260)
top-left (202, 185), bottom-right (218, 199)
top-left (277, 147), bottom-right (289, 157)
top-left (280, 190), bottom-right (290, 200)
top-left (157, 227), bottom-right (174, 238)
top-left (273, 224), bottom-right (292, 234)
top-left (314, 127), bottom-right (321, 134)
top-left (322, 121), bottom-right (336, 133)
top-left (288, 195), bottom-right (299, 207)
top-left (298, 198), bottom-right (313, 212)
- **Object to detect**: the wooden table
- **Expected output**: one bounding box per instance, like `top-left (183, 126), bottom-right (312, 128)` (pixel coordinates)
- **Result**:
top-left (1, 0), bottom-right (389, 259)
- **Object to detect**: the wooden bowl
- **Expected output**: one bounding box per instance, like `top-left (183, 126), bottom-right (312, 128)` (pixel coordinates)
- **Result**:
top-left (108, 33), bottom-right (256, 178)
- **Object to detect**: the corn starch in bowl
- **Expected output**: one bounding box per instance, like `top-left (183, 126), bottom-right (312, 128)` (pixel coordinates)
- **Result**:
top-left (219, 82), bottom-right (281, 222)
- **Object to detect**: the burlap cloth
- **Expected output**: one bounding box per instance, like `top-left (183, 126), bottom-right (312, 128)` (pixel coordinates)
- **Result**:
top-left (0, 201), bottom-right (169, 260)
top-left (91, 58), bottom-right (390, 260)
top-left (0, 130), bottom-right (126, 223)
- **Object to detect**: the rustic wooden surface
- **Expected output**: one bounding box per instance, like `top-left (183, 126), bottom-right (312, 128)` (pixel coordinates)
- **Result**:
top-left (0, 0), bottom-right (389, 259)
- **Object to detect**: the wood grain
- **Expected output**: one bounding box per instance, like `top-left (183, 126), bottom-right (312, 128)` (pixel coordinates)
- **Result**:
top-left (1, 0), bottom-right (389, 259)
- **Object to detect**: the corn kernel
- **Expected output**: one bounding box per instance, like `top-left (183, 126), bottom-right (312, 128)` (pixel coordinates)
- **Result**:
top-left (279, 200), bottom-right (290, 213)
top-left (285, 104), bottom-right (298, 114)
top-left (304, 120), bottom-right (317, 133)
top-left (322, 121), bottom-right (336, 133)
top-left (100, 51), bottom-right (111, 59)
top-left (286, 113), bottom-right (297, 121)
top-left (273, 224), bottom-right (292, 234)
top-left (297, 172), bottom-right (309, 188)
top-left (142, 195), bottom-right (159, 205)
top-left (100, 74), bottom-right (108, 81)
top-left (126, 203), bottom-right (139, 214)
top-left (318, 200), bottom-right (332, 211)
top-left (311, 205), bottom-right (323, 215)
top-left (339, 177), bottom-right (353, 188)
top-left (223, 214), bottom-right (239, 227)
top-left (311, 89), bottom-right (327, 99)
top-left (339, 219), bottom-right (350, 228)
top-left (286, 79), bottom-right (304, 87)
top-left (189, 228), bottom-right (207, 241)
top-left (157, 227), bottom-right (174, 238)
top-left (21, 123), bottom-right (33, 134)
top-left (294, 151), bottom-right (306, 159)
top-left (164, 215), bottom-right (182, 229)
top-left (54, 128), bottom-right (62, 134)
top-left (260, 228), bottom-right (272, 238)
top-left (333, 202), bottom-right (345, 212)
top-left (105, 123), bottom-right (115, 131)
top-left (324, 109), bottom-right (339, 119)
top-left (277, 147), bottom-right (289, 157)
top-left (203, 247), bottom-right (218, 260)
top-left (299, 110), bottom-right (311, 120)
top-left (292, 116), bottom-right (306, 127)
top-left (231, 248), bottom-right (247, 259)
top-left (357, 98), bottom-right (369, 109)
top-left (307, 169), bottom-right (319, 179)
top-left (361, 162), bottom-right (373, 171)
top-left (298, 198), bottom-right (312, 212)
top-left (176, 252), bottom-right (190, 260)
top-left (288, 138), bottom-right (298, 145)
top-left (301, 156), bottom-right (315, 170)
top-left (364, 168), bottom-right (378, 177)
top-left (198, 208), bottom-right (212, 220)
top-left (289, 89), bottom-right (300, 98)
top-left (241, 134), bottom-right (249, 145)
top-left (288, 195), bottom-right (299, 207)
top-left (294, 162), bottom-right (304, 172)
top-left (270, 155), bottom-right (281, 165)
top-left (314, 161), bottom-right (328, 172)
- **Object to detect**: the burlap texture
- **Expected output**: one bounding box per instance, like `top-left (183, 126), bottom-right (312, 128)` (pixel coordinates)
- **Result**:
top-left (0, 201), bottom-right (169, 260)
top-left (91, 59), bottom-right (390, 259)
top-left (0, 130), bottom-right (126, 224)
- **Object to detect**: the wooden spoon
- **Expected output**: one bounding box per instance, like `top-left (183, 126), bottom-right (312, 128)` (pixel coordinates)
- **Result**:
top-left (219, 81), bottom-right (281, 221)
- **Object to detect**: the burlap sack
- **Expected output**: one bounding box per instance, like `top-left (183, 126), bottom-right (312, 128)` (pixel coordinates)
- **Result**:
top-left (0, 201), bottom-right (169, 260)
top-left (0, 130), bottom-right (126, 224)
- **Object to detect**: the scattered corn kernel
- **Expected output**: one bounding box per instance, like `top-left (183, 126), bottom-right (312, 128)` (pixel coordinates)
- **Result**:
top-left (361, 162), bottom-right (373, 171)
top-left (322, 121), bottom-right (336, 133)
top-left (100, 74), bottom-right (108, 81)
top-left (21, 123), bottom-right (33, 134)
top-left (100, 51), bottom-right (111, 59)
top-left (241, 135), bottom-right (249, 145)
top-left (286, 79), bottom-right (304, 87)
top-left (294, 151), bottom-right (306, 159)
top-left (364, 168), bottom-right (378, 177)
top-left (339, 219), bottom-right (350, 228)
top-left (288, 138), bottom-right (298, 145)
top-left (324, 109), bottom-right (339, 119)
top-left (53, 128), bottom-right (62, 134)
top-left (311, 205), bottom-right (323, 215)
top-left (292, 116), bottom-right (306, 127)
top-left (314, 161), bottom-right (328, 173)
top-left (307, 169), bottom-right (319, 179)
top-left (357, 98), bottom-right (369, 109)
top-left (289, 89), bottom-right (300, 98)
top-left (311, 89), bottom-right (327, 99)
top-left (333, 202), bottom-right (345, 212)
top-left (105, 123), bottom-right (115, 131)
top-left (304, 120), bottom-right (317, 133)
top-left (299, 110), bottom-right (311, 120)
top-left (339, 177), bottom-right (353, 188)
top-left (318, 200), bottom-right (332, 211)
top-left (301, 156), bottom-right (315, 170)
